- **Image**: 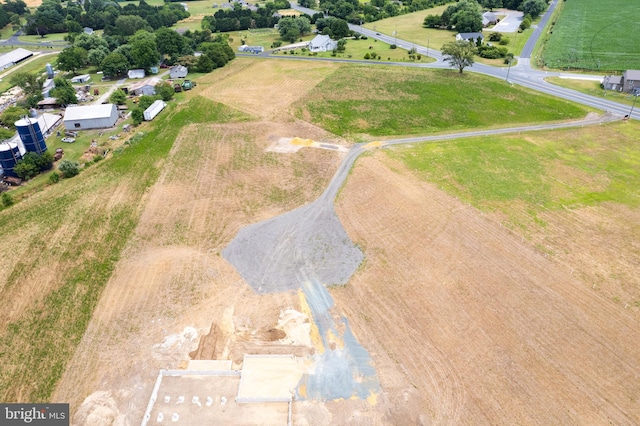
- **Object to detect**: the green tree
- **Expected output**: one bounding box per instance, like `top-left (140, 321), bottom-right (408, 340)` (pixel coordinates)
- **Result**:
top-left (115, 15), bottom-right (152, 37)
top-left (0, 128), bottom-right (14, 141)
top-left (73, 33), bottom-right (109, 52)
top-left (138, 95), bottom-right (157, 111)
top-left (131, 107), bottom-right (144, 125)
top-left (109, 89), bottom-right (127, 105)
top-left (100, 52), bottom-right (130, 77)
top-left (1, 192), bottom-right (14, 207)
top-left (441, 40), bottom-right (477, 73)
top-left (56, 47), bottom-right (88, 75)
top-left (0, 106), bottom-right (29, 129)
top-left (129, 30), bottom-right (160, 70)
top-left (50, 77), bottom-right (78, 106)
top-left (58, 160), bottom-right (80, 178)
top-left (196, 54), bottom-right (214, 73)
top-left (330, 18), bottom-right (350, 39)
top-left (155, 27), bottom-right (188, 62)
top-left (156, 83), bottom-right (174, 101)
top-left (451, 9), bottom-right (483, 33)
top-left (521, 0), bottom-right (546, 18)
top-left (9, 72), bottom-right (44, 97)
top-left (87, 47), bottom-right (110, 67)
top-left (14, 151), bottom-right (54, 180)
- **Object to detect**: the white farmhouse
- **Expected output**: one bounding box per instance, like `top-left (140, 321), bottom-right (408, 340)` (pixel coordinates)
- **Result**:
top-left (309, 35), bottom-right (338, 52)
top-left (63, 104), bottom-right (119, 130)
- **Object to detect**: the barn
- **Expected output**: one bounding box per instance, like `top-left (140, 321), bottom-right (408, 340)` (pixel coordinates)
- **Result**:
top-left (0, 48), bottom-right (34, 71)
top-left (63, 104), bottom-right (119, 130)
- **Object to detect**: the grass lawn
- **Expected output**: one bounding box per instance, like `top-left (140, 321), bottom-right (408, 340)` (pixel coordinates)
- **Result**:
top-left (0, 53), bottom-right (58, 94)
top-left (363, 5), bottom-right (454, 53)
top-left (545, 77), bottom-right (639, 109)
top-left (362, 6), bottom-right (524, 63)
top-left (295, 66), bottom-right (590, 140)
top-left (541, 0), bottom-right (640, 72)
top-left (388, 120), bottom-right (640, 226)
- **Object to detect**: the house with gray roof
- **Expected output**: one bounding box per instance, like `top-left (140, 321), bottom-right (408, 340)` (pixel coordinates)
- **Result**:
top-left (309, 35), bottom-right (338, 52)
top-left (622, 70), bottom-right (640, 93)
top-left (602, 75), bottom-right (622, 91)
top-left (456, 32), bottom-right (484, 44)
top-left (482, 12), bottom-right (498, 27)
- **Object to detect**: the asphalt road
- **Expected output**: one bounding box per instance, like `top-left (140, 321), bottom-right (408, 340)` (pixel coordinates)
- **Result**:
top-left (290, 1), bottom-right (639, 120)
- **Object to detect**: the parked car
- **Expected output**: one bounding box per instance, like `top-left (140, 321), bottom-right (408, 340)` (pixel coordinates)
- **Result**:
top-left (61, 137), bottom-right (75, 143)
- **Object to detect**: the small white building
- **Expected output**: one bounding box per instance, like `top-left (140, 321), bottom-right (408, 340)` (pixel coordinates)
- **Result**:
top-left (71, 74), bottom-right (91, 83)
top-left (63, 104), bottom-right (119, 130)
top-left (129, 77), bottom-right (163, 96)
top-left (128, 69), bottom-right (146, 79)
top-left (169, 65), bottom-right (188, 79)
top-left (309, 35), bottom-right (338, 52)
top-left (144, 100), bottom-right (166, 121)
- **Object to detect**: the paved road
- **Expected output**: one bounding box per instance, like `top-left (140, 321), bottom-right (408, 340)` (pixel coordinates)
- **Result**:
top-left (289, 1), bottom-right (638, 120)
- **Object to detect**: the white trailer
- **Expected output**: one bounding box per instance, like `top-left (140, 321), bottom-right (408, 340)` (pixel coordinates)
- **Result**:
top-left (144, 100), bottom-right (166, 121)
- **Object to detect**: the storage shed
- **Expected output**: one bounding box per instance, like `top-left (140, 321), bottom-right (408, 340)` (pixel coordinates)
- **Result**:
top-left (71, 74), bottom-right (91, 83)
top-left (144, 100), bottom-right (166, 121)
top-left (0, 48), bottom-right (34, 71)
top-left (169, 65), bottom-right (188, 79)
top-left (63, 104), bottom-right (118, 130)
top-left (128, 69), bottom-right (146, 79)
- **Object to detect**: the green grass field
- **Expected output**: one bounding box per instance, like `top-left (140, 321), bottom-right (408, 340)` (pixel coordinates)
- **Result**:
top-left (296, 66), bottom-right (589, 139)
top-left (0, 96), bottom-right (249, 402)
top-left (542, 0), bottom-right (640, 72)
top-left (388, 121), bottom-right (640, 227)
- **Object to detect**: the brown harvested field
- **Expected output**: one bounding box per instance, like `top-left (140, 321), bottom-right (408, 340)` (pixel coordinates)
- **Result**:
top-left (333, 153), bottom-right (640, 424)
top-left (8, 58), bottom-right (634, 424)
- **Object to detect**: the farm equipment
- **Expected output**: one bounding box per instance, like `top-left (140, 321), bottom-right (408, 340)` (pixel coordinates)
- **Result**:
top-left (181, 80), bottom-right (193, 90)
top-left (174, 84), bottom-right (182, 93)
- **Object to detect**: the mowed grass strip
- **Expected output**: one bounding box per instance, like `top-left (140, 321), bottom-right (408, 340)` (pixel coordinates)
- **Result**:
top-left (0, 96), bottom-right (248, 402)
top-left (388, 121), bottom-right (640, 225)
top-left (542, 0), bottom-right (640, 71)
top-left (296, 66), bottom-right (588, 139)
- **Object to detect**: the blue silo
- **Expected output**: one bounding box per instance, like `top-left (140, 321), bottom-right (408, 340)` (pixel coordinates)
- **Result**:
top-left (15, 117), bottom-right (47, 155)
top-left (0, 142), bottom-right (23, 177)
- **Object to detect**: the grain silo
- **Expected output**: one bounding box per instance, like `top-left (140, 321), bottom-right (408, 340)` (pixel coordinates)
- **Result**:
top-left (0, 142), bottom-right (23, 177)
top-left (15, 117), bottom-right (47, 154)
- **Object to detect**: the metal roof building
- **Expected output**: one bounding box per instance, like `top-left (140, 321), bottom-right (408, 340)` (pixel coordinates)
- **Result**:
top-left (63, 104), bottom-right (119, 130)
top-left (0, 48), bottom-right (34, 71)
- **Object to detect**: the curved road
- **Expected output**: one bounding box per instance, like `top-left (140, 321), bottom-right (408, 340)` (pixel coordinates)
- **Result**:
top-left (289, 1), bottom-right (638, 120)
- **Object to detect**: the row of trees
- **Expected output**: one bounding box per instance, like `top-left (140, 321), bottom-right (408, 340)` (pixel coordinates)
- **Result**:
top-left (318, 0), bottom-right (450, 24)
top-left (201, 0), bottom-right (289, 33)
top-left (55, 28), bottom-right (235, 78)
top-left (24, 0), bottom-right (189, 38)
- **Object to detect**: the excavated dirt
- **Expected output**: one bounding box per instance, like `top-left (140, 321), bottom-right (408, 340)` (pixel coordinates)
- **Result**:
top-left (50, 59), bottom-right (640, 425)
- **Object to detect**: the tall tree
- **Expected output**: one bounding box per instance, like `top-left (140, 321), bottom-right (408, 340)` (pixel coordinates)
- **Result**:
top-left (129, 30), bottom-right (160, 70)
top-left (100, 52), bottom-right (129, 76)
top-left (441, 40), bottom-right (477, 73)
top-left (56, 47), bottom-right (88, 74)
top-left (50, 77), bottom-right (78, 106)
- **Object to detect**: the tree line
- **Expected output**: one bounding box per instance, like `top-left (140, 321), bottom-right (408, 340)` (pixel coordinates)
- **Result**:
top-left (24, 0), bottom-right (189, 37)
top-left (316, 0), bottom-right (450, 24)
top-left (201, 0), bottom-right (289, 33)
